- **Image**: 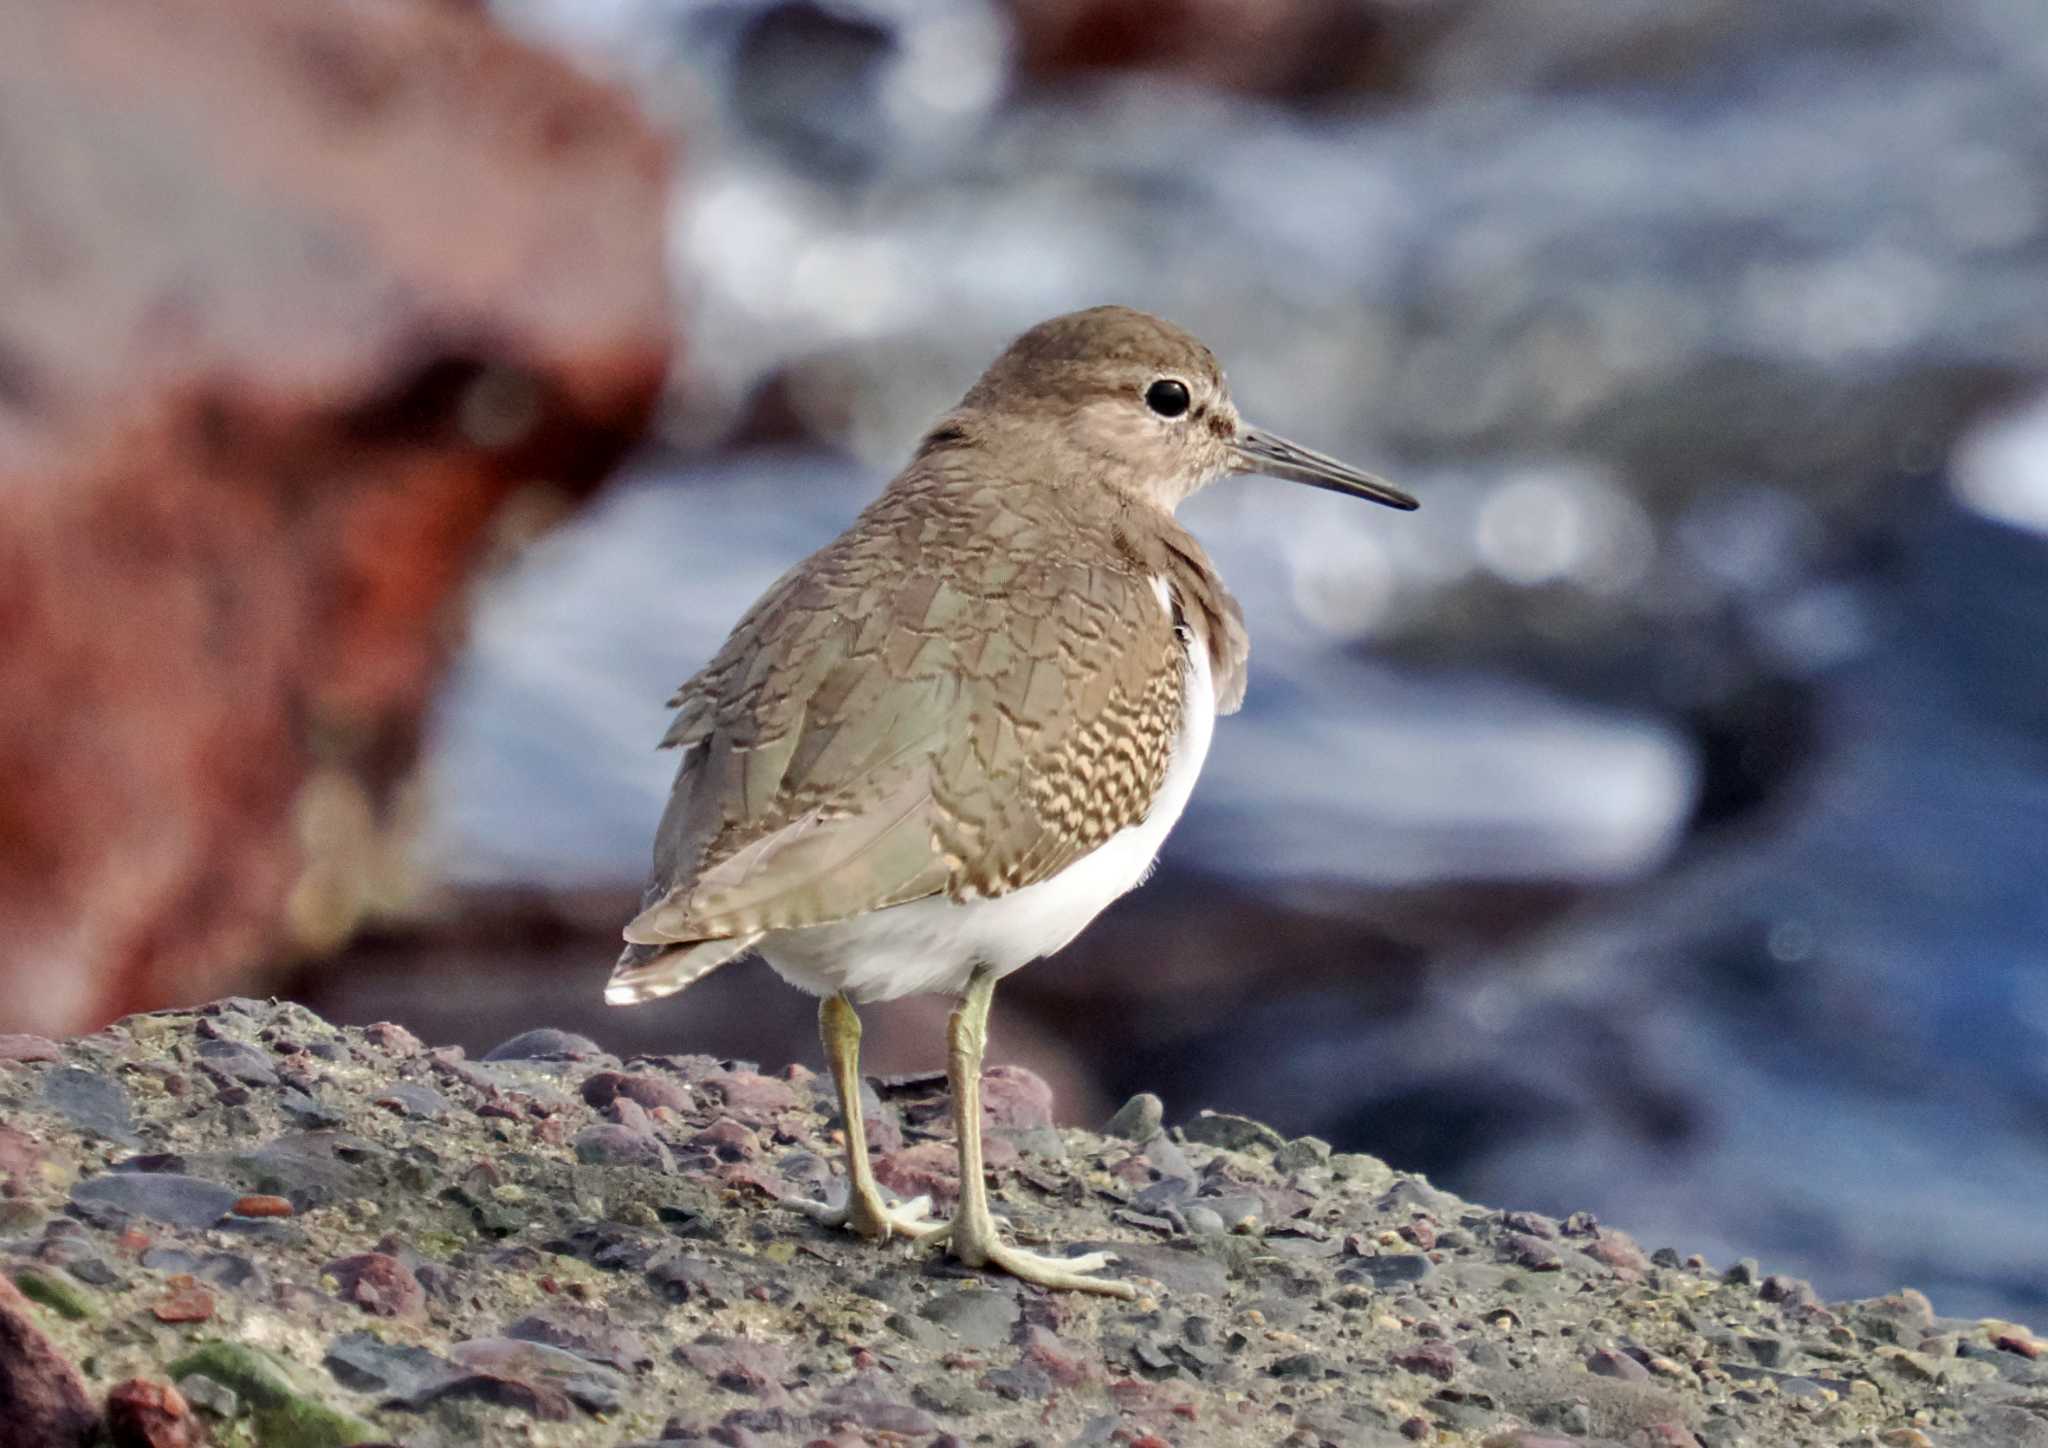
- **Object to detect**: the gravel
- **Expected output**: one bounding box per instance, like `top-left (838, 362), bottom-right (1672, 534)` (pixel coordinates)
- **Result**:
top-left (0, 998), bottom-right (2039, 1447)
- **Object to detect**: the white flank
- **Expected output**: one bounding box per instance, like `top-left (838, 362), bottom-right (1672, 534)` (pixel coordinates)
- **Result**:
top-left (755, 576), bottom-right (1217, 1002)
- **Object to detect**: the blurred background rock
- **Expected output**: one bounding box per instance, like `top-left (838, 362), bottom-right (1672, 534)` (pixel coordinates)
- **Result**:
top-left (5, 0), bottom-right (2046, 1322)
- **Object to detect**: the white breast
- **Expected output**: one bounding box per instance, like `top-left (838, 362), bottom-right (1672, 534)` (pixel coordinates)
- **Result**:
top-left (756, 576), bottom-right (1218, 1003)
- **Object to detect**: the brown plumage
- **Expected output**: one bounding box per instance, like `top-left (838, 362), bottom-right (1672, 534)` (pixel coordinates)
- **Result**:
top-left (608, 305), bottom-right (1414, 1295)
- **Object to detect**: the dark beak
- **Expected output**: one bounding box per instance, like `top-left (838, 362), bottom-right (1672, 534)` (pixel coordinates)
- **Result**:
top-left (1233, 426), bottom-right (1418, 510)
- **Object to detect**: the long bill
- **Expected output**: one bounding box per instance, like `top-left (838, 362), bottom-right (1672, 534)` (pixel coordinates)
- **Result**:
top-left (1233, 425), bottom-right (1418, 510)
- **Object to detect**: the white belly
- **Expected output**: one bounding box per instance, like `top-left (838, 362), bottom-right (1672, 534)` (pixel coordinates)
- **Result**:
top-left (756, 584), bottom-right (1217, 1004)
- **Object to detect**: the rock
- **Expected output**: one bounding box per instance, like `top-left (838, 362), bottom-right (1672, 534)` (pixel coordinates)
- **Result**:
top-left (573, 1124), bottom-right (675, 1172)
top-left (230, 1194), bottom-right (294, 1219)
top-left (9, 1267), bottom-right (95, 1322)
top-left (360, 1023), bottom-right (422, 1057)
top-left (1854, 1290), bottom-right (1937, 1344)
top-left (0, 0), bottom-right (669, 1037)
top-left (70, 1174), bottom-right (238, 1230)
top-left (1180, 1111), bottom-right (1286, 1154)
top-left (482, 1030), bottom-right (603, 1062)
top-left (0, 1124), bottom-right (43, 1190)
top-left (167, 1341), bottom-right (378, 1447)
top-left (370, 1084), bottom-right (448, 1119)
top-left (647, 1254), bottom-right (741, 1305)
top-left (195, 1040), bottom-right (279, 1087)
top-left (980, 1065), bottom-right (1056, 1132)
top-left (321, 1253), bottom-right (424, 1319)
top-left (0, 1034), bottom-right (62, 1063)
top-left (38, 1068), bottom-right (138, 1145)
top-left (1008, 0), bottom-right (1399, 98)
top-left (1343, 1252), bottom-right (1436, 1288)
top-left (1105, 1092), bottom-right (1165, 1141)
top-left (686, 1118), bottom-right (760, 1162)
top-left (103, 1378), bottom-right (194, 1448)
top-left (919, 1288), bottom-right (1022, 1349)
top-left (678, 1338), bottom-right (793, 1405)
top-left (150, 1276), bottom-right (215, 1324)
top-left (452, 1337), bottom-right (629, 1414)
top-left (1391, 1342), bottom-right (1457, 1381)
top-left (0, 1274), bottom-right (99, 1448)
top-left (172, 1374), bottom-right (237, 1421)
top-left (1588, 1347), bottom-right (1651, 1381)
top-left (1273, 1135), bottom-right (1333, 1174)
top-left (1502, 1210), bottom-right (1561, 1239)
top-left (1501, 1232), bottom-right (1564, 1271)
top-left (580, 1071), bottom-right (692, 1113)
top-left (817, 1372), bottom-right (939, 1436)
top-left (702, 1070), bottom-right (800, 1123)
top-left (502, 1310), bottom-right (652, 1372)
top-left (323, 1331), bottom-right (455, 1401)
top-left (1583, 1230), bottom-right (1653, 1274)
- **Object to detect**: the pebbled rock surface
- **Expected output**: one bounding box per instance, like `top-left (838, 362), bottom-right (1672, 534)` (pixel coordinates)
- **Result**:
top-left (0, 998), bottom-right (2039, 1447)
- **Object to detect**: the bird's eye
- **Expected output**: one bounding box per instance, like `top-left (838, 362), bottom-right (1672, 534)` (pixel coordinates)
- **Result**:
top-left (1144, 379), bottom-right (1191, 418)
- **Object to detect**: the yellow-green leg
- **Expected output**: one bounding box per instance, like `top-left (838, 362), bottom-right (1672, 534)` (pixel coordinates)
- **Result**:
top-left (788, 993), bottom-right (940, 1242)
top-left (922, 966), bottom-right (1135, 1297)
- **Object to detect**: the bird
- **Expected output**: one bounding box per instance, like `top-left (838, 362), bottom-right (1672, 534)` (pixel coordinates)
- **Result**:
top-left (609, 305), bottom-right (1417, 1296)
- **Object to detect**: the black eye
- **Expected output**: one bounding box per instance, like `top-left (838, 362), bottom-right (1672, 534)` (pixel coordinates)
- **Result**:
top-left (1144, 379), bottom-right (1191, 418)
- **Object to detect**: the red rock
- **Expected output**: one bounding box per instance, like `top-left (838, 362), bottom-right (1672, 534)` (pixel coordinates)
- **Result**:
top-left (689, 1117), bottom-right (761, 1162)
top-left (362, 1021), bottom-right (424, 1056)
top-left (150, 1276), bottom-right (215, 1324)
top-left (229, 1194), bottom-right (293, 1218)
top-left (104, 1379), bottom-right (194, 1448)
top-left (0, 1036), bottom-right (62, 1063)
top-left (0, 1125), bottom-right (42, 1192)
top-left (1586, 1347), bottom-right (1650, 1381)
top-left (980, 1064), bottom-right (1056, 1132)
top-left (1019, 1325), bottom-right (1092, 1387)
top-left (1583, 1229), bottom-right (1652, 1273)
top-left (1007, 0), bottom-right (1411, 97)
top-left (583, 1070), bottom-right (693, 1114)
top-left (0, 1274), bottom-right (98, 1448)
top-left (872, 1136), bottom-right (1020, 1207)
top-left (678, 1339), bottom-right (793, 1406)
top-left (322, 1251), bottom-right (424, 1319)
top-left (0, 0), bottom-right (669, 1038)
top-left (1996, 1332), bottom-right (2043, 1359)
top-left (715, 1162), bottom-right (788, 1200)
top-left (704, 1071), bottom-right (800, 1124)
top-left (1391, 1341), bottom-right (1457, 1381)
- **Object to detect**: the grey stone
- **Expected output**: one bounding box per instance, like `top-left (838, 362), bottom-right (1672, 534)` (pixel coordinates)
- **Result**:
top-left (196, 1039), bottom-right (279, 1086)
top-left (1343, 1253), bottom-right (1435, 1288)
top-left (175, 1373), bottom-right (240, 1420)
top-left (483, 1029), bottom-right (602, 1062)
top-left (1180, 1111), bottom-right (1285, 1154)
top-left (70, 1172), bottom-right (237, 1229)
top-left (572, 1125), bottom-right (674, 1173)
top-left (918, 1287), bottom-right (1020, 1349)
top-left (1105, 1092), bottom-right (1164, 1141)
top-left (38, 1067), bottom-right (138, 1145)
top-left (1273, 1135), bottom-right (1333, 1174)
top-left (373, 1084), bottom-right (449, 1119)
top-left (325, 1331), bottom-right (458, 1399)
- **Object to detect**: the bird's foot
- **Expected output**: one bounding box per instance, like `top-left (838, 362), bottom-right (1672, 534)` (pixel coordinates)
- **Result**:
top-left (919, 1210), bottom-right (1137, 1298)
top-left (786, 1186), bottom-right (943, 1244)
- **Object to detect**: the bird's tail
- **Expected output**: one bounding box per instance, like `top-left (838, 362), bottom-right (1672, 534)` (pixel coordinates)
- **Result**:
top-left (605, 934), bottom-right (761, 1006)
